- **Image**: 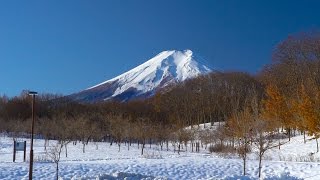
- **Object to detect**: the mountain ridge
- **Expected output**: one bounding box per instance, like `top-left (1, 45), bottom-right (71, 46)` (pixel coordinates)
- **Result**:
top-left (69, 50), bottom-right (212, 103)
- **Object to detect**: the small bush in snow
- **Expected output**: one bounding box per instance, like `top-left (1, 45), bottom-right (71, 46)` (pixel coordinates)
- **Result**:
top-left (142, 151), bottom-right (163, 159)
top-left (209, 144), bottom-right (236, 154)
top-left (34, 153), bottom-right (51, 163)
top-left (278, 154), bottom-right (320, 162)
top-left (264, 172), bottom-right (302, 180)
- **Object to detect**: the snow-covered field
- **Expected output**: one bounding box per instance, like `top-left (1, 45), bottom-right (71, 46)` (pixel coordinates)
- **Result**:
top-left (1, 132), bottom-right (320, 179)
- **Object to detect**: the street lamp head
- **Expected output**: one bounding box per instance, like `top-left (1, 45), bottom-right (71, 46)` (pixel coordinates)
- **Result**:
top-left (28, 91), bottom-right (38, 96)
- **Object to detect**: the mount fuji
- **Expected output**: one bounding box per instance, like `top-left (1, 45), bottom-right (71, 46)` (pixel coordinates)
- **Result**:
top-left (69, 50), bottom-right (212, 103)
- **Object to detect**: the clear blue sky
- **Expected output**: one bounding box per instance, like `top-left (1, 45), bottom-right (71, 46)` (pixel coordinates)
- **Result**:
top-left (1, 0), bottom-right (320, 97)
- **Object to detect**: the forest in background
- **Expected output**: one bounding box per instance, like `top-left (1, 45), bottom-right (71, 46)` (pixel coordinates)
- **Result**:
top-left (0, 31), bottom-right (320, 176)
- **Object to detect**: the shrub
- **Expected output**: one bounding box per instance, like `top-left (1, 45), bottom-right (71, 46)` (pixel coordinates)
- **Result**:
top-left (209, 144), bottom-right (235, 154)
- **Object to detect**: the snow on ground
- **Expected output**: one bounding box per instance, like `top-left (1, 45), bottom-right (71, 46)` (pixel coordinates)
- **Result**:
top-left (1, 131), bottom-right (320, 179)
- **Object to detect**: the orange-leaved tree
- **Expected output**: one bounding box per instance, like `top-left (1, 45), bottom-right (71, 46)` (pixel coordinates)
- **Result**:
top-left (262, 84), bottom-right (294, 146)
top-left (298, 85), bottom-right (320, 152)
top-left (291, 84), bottom-right (315, 144)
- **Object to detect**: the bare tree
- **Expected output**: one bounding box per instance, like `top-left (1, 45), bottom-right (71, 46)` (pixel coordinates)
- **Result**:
top-left (46, 142), bottom-right (65, 180)
top-left (109, 115), bottom-right (129, 152)
top-left (252, 119), bottom-right (277, 178)
top-left (227, 108), bottom-right (254, 176)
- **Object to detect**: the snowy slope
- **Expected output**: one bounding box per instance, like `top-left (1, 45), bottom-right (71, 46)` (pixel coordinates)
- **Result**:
top-left (69, 50), bottom-right (212, 102)
top-left (1, 130), bottom-right (320, 179)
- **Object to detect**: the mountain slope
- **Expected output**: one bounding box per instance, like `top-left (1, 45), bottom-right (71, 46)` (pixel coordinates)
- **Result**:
top-left (69, 50), bottom-right (212, 102)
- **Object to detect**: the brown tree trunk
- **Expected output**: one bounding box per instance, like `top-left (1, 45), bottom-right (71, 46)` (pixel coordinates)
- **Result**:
top-left (65, 144), bottom-right (68, 158)
top-left (44, 139), bottom-right (47, 150)
top-left (288, 128), bottom-right (291, 141)
top-left (141, 143), bottom-right (145, 155)
top-left (243, 154), bottom-right (246, 176)
top-left (191, 142), bottom-right (194, 152)
top-left (232, 137), bottom-right (235, 148)
top-left (279, 138), bottom-right (281, 150)
top-left (316, 138), bottom-right (319, 153)
top-left (258, 153), bottom-right (262, 178)
top-left (56, 163), bottom-right (59, 180)
top-left (242, 139), bottom-right (248, 176)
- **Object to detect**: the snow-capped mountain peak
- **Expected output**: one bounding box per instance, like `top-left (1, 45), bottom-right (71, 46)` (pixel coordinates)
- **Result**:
top-left (70, 50), bottom-right (212, 102)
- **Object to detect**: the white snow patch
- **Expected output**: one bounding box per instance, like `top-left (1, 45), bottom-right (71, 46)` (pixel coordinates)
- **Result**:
top-left (1, 131), bottom-right (319, 179)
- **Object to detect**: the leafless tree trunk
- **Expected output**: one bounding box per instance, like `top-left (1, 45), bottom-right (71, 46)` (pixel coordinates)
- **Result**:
top-left (47, 142), bottom-right (64, 180)
top-left (65, 144), bottom-right (68, 158)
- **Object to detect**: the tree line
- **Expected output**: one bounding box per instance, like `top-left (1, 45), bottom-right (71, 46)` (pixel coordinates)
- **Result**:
top-left (0, 31), bottom-right (320, 177)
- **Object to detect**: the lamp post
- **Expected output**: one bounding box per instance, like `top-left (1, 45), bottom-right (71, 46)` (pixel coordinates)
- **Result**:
top-left (28, 91), bottom-right (37, 180)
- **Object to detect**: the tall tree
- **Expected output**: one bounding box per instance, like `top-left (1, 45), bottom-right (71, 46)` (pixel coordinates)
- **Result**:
top-left (262, 84), bottom-right (294, 142)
